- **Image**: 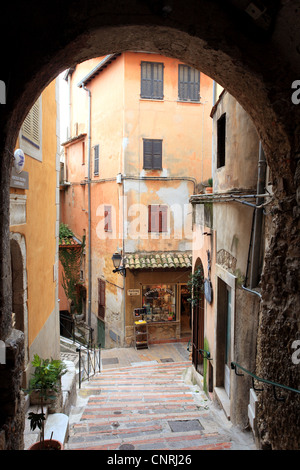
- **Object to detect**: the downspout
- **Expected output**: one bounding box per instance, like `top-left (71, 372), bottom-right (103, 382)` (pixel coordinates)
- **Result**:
top-left (68, 74), bottom-right (71, 139)
top-left (242, 141), bottom-right (266, 298)
top-left (81, 84), bottom-right (92, 327)
top-left (249, 141), bottom-right (266, 289)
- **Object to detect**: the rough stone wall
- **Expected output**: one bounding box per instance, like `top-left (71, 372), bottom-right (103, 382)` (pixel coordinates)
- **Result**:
top-left (0, 329), bottom-right (25, 450)
top-left (257, 179), bottom-right (300, 450)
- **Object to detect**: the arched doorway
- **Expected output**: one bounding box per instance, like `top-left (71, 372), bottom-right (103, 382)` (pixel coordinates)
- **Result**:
top-left (191, 258), bottom-right (205, 375)
top-left (0, 1), bottom-right (299, 450)
top-left (10, 234), bottom-right (28, 368)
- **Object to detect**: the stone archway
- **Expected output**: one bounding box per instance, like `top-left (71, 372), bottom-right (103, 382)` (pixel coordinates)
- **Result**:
top-left (0, 1), bottom-right (299, 450)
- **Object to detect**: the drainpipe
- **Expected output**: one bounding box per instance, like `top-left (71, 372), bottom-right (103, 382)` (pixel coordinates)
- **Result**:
top-left (249, 141), bottom-right (266, 289)
top-left (81, 84), bottom-right (92, 327)
top-left (68, 74), bottom-right (71, 139)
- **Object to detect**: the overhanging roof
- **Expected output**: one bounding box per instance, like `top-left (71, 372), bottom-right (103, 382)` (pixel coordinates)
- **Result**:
top-left (77, 54), bottom-right (121, 88)
top-left (123, 252), bottom-right (192, 270)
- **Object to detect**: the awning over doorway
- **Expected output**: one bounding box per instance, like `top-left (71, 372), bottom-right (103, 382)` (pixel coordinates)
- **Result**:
top-left (123, 252), bottom-right (192, 270)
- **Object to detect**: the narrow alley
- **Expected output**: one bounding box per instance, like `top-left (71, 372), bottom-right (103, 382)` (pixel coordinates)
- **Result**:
top-left (65, 343), bottom-right (256, 451)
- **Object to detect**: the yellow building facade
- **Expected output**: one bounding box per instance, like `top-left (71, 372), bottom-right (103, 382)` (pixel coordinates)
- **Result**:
top-left (10, 79), bottom-right (60, 383)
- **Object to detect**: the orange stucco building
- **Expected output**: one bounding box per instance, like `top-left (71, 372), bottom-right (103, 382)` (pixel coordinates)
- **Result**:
top-left (10, 79), bottom-right (60, 383)
top-left (60, 52), bottom-right (214, 348)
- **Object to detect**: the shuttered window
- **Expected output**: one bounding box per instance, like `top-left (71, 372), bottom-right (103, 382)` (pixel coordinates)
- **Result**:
top-left (94, 144), bottom-right (99, 175)
top-left (143, 139), bottom-right (162, 170)
top-left (22, 100), bottom-right (41, 148)
top-left (178, 65), bottom-right (200, 102)
top-left (148, 205), bottom-right (168, 232)
top-left (141, 62), bottom-right (164, 99)
top-left (104, 205), bottom-right (112, 232)
top-left (98, 279), bottom-right (106, 320)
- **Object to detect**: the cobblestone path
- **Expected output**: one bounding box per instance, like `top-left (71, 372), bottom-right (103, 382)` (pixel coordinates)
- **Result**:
top-left (66, 360), bottom-right (256, 451)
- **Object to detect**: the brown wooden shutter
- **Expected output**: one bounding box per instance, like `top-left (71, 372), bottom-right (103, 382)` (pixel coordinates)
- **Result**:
top-left (98, 279), bottom-right (105, 319)
top-left (159, 205), bottom-right (168, 232)
top-left (104, 206), bottom-right (112, 232)
top-left (148, 205), bottom-right (167, 232)
top-left (148, 205), bottom-right (159, 232)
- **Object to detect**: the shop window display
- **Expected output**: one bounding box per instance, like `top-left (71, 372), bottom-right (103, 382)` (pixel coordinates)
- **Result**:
top-left (142, 284), bottom-right (176, 322)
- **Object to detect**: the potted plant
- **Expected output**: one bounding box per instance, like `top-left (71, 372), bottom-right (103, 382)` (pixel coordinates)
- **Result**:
top-left (206, 178), bottom-right (213, 193)
top-left (25, 354), bottom-right (67, 450)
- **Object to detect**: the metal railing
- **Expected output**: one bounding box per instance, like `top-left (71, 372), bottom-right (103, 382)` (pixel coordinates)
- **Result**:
top-left (231, 361), bottom-right (300, 402)
top-left (60, 312), bottom-right (94, 347)
top-left (76, 344), bottom-right (101, 388)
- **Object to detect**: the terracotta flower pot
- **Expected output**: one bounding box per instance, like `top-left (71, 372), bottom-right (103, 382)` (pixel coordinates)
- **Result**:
top-left (205, 187), bottom-right (213, 193)
top-left (28, 439), bottom-right (63, 450)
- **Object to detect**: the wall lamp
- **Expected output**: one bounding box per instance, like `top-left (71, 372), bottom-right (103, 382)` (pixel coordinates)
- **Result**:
top-left (111, 252), bottom-right (126, 277)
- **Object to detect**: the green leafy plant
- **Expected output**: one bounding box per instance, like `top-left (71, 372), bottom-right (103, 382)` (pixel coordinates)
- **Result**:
top-left (187, 265), bottom-right (204, 307)
top-left (208, 178), bottom-right (213, 187)
top-left (59, 223), bottom-right (74, 243)
top-left (25, 355), bottom-right (67, 448)
top-left (59, 223), bottom-right (85, 314)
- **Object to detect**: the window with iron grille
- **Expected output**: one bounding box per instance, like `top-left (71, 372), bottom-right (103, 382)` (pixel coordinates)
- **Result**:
top-left (143, 139), bottom-right (162, 170)
top-left (217, 113), bottom-right (226, 168)
top-left (178, 65), bottom-right (200, 102)
top-left (148, 205), bottom-right (168, 232)
top-left (141, 61), bottom-right (164, 100)
top-left (94, 144), bottom-right (99, 175)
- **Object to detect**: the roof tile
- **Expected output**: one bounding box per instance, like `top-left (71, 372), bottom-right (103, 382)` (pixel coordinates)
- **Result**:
top-left (123, 252), bottom-right (192, 270)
